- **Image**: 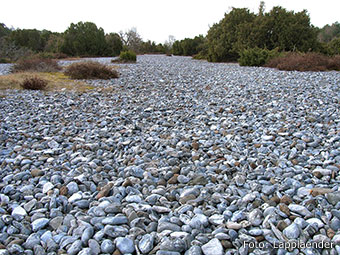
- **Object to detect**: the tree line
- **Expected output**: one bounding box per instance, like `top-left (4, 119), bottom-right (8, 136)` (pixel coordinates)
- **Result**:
top-left (172, 3), bottom-right (340, 62)
top-left (0, 3), bottom-right (339, 63)
top-left (0, 22), bottom-right (172, 61)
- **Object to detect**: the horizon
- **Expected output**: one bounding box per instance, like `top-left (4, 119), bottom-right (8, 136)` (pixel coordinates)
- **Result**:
top-left (1, 0), bottom-right (339, 44)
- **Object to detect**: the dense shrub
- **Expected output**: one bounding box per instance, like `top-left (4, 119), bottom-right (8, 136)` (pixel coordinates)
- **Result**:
top-left (12, 58), bottom-right (61, 72)
top-left (238, 47), bottom-right (281, 66)
top-left (265, 52), bottom-right (340, 71)
top-left (34, 52), bottom-right (68, 59)
top-left (20, 76), bottom-right (48, 90)
top-left (64, 61), bottom-right (119, 79)
top-left (112, 50), bottom-right (137, 63)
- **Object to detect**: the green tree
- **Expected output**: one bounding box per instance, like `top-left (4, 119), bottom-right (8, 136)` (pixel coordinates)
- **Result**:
top-left (9, 29), bottom-right (49, 52)
top-left (172, 35), bottom-right (206, 56)
top-left (0, 23), bottom-right (10, 38)
top-left (261, 7), bottom-right (318, 52)
top-left (62, 21), bottom-right (107, 56)
top-left (206, 8), bottom-right (255, 62)
top-left (105, 33), bottom-right (123, 56)
top-left (328, 37), bottom-right (340, 55)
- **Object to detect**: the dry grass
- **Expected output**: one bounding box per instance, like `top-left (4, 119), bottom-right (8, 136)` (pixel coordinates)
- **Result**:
top-left (20, 76), bottom-right (48, 90)
top-left (12, 58), bottom-right (62, 73)
top-left (64, 61), bottom-right (119, 79)
top-left (265, 52), bottom-right (340, 71)
top-left (0, 72), bottom-right (95, 92)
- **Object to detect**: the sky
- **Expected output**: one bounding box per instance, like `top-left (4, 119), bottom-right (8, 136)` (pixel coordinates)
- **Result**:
top-left (1, 0), bottom-right (339, 43)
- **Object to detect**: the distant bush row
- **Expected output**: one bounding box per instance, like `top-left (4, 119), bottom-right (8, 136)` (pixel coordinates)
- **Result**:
top-left (0, 22), bottom-right (171, 62)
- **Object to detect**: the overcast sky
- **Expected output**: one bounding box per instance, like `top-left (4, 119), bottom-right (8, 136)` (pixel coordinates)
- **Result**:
top-left (1, 0), bottom-right (339, 43)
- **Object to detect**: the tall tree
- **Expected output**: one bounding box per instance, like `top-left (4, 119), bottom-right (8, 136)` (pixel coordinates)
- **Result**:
top-left (62, 21), bottom-right (107, 56)
top-left (105, 33), bottom-right (123, 56)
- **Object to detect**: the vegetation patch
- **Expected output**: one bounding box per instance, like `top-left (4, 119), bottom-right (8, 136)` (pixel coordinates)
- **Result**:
top-left (64, 61), bottom-right (119, 79)
top-left (112, 50), bottom-right (137, 63)
top-left (265, 52), bottom-right (340, 71)
top-left (20, 76), bottom-right (48, 90)
top-left (0, 72), bottom-right (93, 91)
top-left (238, 48), bottom-right (281, 67)
top-left (11, 57), bottom-right (62, 73)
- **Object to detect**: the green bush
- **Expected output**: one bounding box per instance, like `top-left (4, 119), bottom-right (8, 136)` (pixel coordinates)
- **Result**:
top-left (20, 76), bottom-right (48, 90)
top-left (118, 50), bottom-right (137, 62)
top-left (64, 61), bottom-right (119, 79)
top-left (238, 47), bottom-right (281, 66)
top-left (12, 57), bottom-right (62, 73)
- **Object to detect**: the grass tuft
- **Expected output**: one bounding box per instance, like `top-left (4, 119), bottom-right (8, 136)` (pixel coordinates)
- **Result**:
top-left (20, 76), bottom-right (48, 90)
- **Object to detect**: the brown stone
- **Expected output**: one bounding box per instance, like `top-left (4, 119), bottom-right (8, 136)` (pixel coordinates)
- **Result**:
top-left (279, 203), bottom-right (290, 216)
top-left (310, 188), bottom-right (332, 197)
top-left (96, 183), bottom-right (114, 199)
top-left (270, 178), bottom-right (276, 184)
top-left (157, 179), bottom-right (167, 186)
top-left (59, 186), bottom-right (68, 196)
top-left (291, 159), bottom-right (299, 165)
top-left (250, 162), bottom-right (257, 169)
top-left (313, 171), bottom-right (322, 179)
top-left (192, 155), bottom-right (200, 161)
top-left (254, 143), bottom-right (261, 148)
top-left (277, 220), bottom-right (288, 231)
top-left (270, 195), bottom-right (280, 205)
top-left (167, 174), bottom-right (178, 184)
top-left (31, 169), bottom-right (44, 177)
top-left (327, 228), bottom-right (335, 239)
top-left (221, 240), bottom-right (233, 249)
top-left (234, 161), bottom-right (240, 167)
top-left (122, 178), bottom-right (132, 187)
top-left (280, 195), bottom-right (292, 205)
top-left (192, 142), bottom-right (199, 150)
top-left (255, 236), bottom-right (265, 242)
top-left (113, 249), bottom-right (122, 255)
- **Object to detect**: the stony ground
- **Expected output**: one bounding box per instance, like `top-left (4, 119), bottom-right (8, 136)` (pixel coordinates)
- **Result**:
top-left (1, 55), bottom-right (340, 255)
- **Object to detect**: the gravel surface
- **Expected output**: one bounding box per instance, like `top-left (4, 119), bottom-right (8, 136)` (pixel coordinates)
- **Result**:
top-left (1, 55), bottom-right (340, 255)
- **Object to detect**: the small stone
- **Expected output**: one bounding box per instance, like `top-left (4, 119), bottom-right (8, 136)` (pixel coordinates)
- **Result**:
top-left (280, 195), bottom-right (292, 205)
top-left (226, 221), bottom-right (242, 230)
top-left (201, 238), bottom-right (223, 255)
top-left (115, 237), bottom-right (135, 254)
top-left (32, 218), bottom-right (49, 231)
top-left (279, 203), bottom-right (290, 216)
top-left (167, 174), bottom-right (178, 184)
top-left (101, 239), bottom-right (115, 253)
top-left (138, 234), bottom-right (154, 254)
top-left (67, 240), bottom-right (82, 255)
top-left (283, 223), bottom-right (300, 239)
top-left (96, 183), bottom-right (113, 199)
top-left (288, 204), bottom-right (312, 217)
top-left (49, 216), bottom-right (63, 230)
top-left (42, 182), bottom-right (54, 193)
top-left (31, 169), bottom-right (44, 177)
top-left (158, 222), bottom-right (181, 232)
top-left (59, 186), bottom-right (68, 196)
top-left (326, 192), bottom-right (340, 205)
top-left (66, 181), bottom-right (79, 195)
top-left (310, 188), bottom-right (332, 197)
top-left (11, 206), bottom-right (27, 221)
top-left (88, 239), bottom-right (100, 255)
